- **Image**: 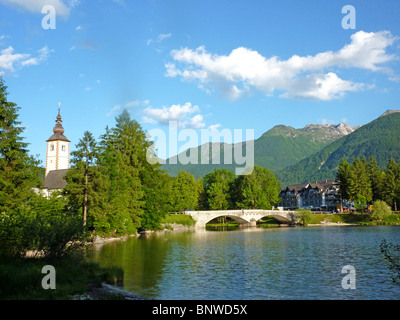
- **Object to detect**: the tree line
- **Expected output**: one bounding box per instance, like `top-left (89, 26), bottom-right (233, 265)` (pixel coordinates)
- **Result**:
top-left (0, 77), bottom-right (282, 259)
top-left (336, 156), bottom-right (400, 211)
top-left (63, 115), bottom-right (282, 234)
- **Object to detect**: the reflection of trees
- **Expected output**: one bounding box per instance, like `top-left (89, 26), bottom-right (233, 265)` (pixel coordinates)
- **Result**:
top-left (88, 235), bottom-right (172, 298)
top-left (381, 239), bottom-right (400, 284)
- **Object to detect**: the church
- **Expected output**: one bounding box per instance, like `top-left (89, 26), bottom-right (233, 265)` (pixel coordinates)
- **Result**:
top-left (41, 106), bottom-right (71, 197)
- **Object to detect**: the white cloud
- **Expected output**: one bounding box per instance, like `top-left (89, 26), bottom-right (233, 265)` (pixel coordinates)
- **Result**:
top-left (0, 0), bottom-right (73, 17)
top-left (142, 102), bottom-right (206, 129)
top-left (0, 45), bottom-right (52, 73)
top-left (188, 114), bottom-right (206, 129)
top-left (166, 30), bottom-right (398, 101)
top-left (208, 123), bottom-right (222, 131)
top-left (0, 46), bottom-right (29, 72)
top-left (20, 46), bottom-right (53, 67)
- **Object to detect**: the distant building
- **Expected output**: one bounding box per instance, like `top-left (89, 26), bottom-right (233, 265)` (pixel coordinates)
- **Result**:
top-left (279, 180), bottom-right (342, 211)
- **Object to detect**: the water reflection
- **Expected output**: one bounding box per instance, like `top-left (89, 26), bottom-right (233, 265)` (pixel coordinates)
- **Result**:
top-left (88, 226), bottom-right (400, 300)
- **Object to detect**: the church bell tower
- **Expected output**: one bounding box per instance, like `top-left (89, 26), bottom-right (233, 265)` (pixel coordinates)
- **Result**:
top-left (45, 103), bottom-right (70, 177)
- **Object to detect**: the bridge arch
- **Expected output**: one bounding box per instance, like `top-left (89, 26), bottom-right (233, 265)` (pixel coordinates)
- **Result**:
top-left (185, 210), bottom-right (296, 229)
top-left (258, 214), bottom-right (293, 224)
top-left (204, 214), bottom-right (252, 226)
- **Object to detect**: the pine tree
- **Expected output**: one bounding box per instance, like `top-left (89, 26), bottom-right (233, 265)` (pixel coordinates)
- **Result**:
top-left (367, 156), bottom-right (384, 202)
top-left (100, 110), bottom-right (144, 235)
top-left (63, 131), bottom-right (105, 227)
top-left (349, 157), bottom-right (372, 203)
top-left (0, 77), bottom-right (40, 213)
top-left (336, 159), bottom-right (352, 202)
top-left (383, 158), bottom-right (400, 211)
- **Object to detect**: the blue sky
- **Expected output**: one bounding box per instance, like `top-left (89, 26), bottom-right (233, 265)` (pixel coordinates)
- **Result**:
top-left (1, 0), bottom-right (400, 165)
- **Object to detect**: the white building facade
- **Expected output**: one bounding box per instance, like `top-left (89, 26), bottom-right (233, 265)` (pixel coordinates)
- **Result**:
top-left (45, 109), bottom-right (70, 177)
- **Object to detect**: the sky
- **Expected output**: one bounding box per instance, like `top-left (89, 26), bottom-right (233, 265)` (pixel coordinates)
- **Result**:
top-left (0, 0), bottom-right (400, 166)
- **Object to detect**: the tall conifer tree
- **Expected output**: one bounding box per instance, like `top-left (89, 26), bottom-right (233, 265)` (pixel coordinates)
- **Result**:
top-left (100, 110), bottom-right (144, 234)
top-left (336, 159), bottom-right (352, 202)
top-left (0, 77), bottom-right (40, 213)
top-left (383, 158), bottom-right (400, 211)
top-left (349, 157), bottom-right (372, 203)
top-left (64, 131), bottom-right (105, 227)
top-left (367, 156), bottom-right (384, 202)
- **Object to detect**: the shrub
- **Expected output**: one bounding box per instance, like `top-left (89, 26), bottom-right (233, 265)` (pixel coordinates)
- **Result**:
top-left (370, 200), bottom-right (392, 221)
top-left (295, 208), bottom-right (312, 226)
top-left (0, 195), bottom-right (89, 262)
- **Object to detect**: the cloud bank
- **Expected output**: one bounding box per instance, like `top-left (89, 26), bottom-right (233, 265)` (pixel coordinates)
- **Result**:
top-left (0, 45), bottom-right (52, 75)
top-left (166, 30), bottom-right (398, 101)
top-left (142, 102), bottom-right (206, 129)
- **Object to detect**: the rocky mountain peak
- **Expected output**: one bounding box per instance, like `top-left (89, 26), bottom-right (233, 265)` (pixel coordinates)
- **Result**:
top-left (379, 109), bottom-right (400, 118)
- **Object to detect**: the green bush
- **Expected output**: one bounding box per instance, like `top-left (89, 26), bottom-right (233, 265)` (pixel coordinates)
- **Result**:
top-left (370, 200), bottom-right (392, 221)
top-left (295, 208), bottom-right (312, 226)
top-left (0, 195), bottom-right (89, 261)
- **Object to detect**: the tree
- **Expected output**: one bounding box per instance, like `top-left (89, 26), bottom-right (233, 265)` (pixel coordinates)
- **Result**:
top-left (171, 170), bottom-right (199, 212)
top-left (354, 194), bottom-right (367, 213)
top-left (367, 156), bottom-right (384, 202)
top-left (63, 131), bottom-right (104, 227)
top-left (0, 77), bottom-right (40, 213)
top-left (336, 159), bottom-right (352, 202)
top-left (234, 166), bottom-right (281, 209)
top-left (383, 158), bottom-right (400, 211)
top-left (99, 110), bottom-right (144, 235)
top-left (349, 157), bottom-right (372, 203)
top-left (203, 169), bottom-right (235, 210)
top-left (140, 161), bottom-right (174, 230)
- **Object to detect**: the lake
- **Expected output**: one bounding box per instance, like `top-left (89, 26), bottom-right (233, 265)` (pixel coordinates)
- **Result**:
top-left (88, 226), bottom-right (400, 300)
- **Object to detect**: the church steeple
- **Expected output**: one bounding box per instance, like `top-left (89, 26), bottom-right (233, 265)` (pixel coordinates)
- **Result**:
top-left (47, 102), bottom-right (69, 142)
top-left (45, 103), bottom-right (70, 177)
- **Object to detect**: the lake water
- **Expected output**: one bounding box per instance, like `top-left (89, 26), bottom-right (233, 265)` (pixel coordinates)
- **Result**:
top-left (88, 226), bottom-right (400, 300)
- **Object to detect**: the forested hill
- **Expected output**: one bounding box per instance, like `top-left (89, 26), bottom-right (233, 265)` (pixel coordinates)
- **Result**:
top-left (276, 111), bottom-right (400, 186)
top-left (162, 122), bottom-right (357, 178)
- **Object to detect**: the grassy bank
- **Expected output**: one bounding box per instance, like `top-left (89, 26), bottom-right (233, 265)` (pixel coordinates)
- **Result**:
top-left (161, 214), bottom-right (196, 227)
top-left (161, 212), bottom-right (400, 228)
top-left (0, 256), bottom-right (124, 300)
top-left (308, 213), bottom-right (400, 226)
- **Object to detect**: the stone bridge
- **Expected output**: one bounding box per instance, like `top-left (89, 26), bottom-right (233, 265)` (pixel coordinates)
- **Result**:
top-left (184, 209), bottom-right (297, 229)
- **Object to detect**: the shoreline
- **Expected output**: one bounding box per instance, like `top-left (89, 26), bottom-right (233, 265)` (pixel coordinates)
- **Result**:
top-left (92, 221), bottom-right (397, 245)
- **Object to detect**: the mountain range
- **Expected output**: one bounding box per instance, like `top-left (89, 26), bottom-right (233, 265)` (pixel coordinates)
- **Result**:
top-left (161, 110), bottom-right (400, 187)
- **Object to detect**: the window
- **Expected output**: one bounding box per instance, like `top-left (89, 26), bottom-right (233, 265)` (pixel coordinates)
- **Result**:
top-left (50, 144), bottom-right (54, 151)
top-left (61, 145), bottom-right (66, 152)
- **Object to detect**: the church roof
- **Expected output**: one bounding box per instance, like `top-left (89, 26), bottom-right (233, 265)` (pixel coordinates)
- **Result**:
top-left (44, 169), bottom-right (69, 190)
top-left (47, 109), bottom-right (70, 142)
top-left (47, 133), bottom-right (70, 142)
